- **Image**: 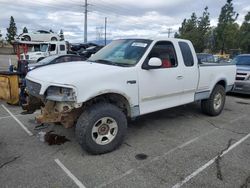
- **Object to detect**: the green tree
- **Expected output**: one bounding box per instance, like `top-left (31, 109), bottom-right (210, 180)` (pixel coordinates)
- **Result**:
top-left (23, 27), bottom-right (28, 33)
top-left (59, 29), bottom-right (64, 41)
top-left (239, 12), bottom-right (250, 53)
top-left (176, 7), bottom-right (211, 52)
top-left (215, 0), bottom-right (239, 54)
top-left (6, 16), bottom-right (17, 43)
top-left (0, 30), bottom-right (2, 38)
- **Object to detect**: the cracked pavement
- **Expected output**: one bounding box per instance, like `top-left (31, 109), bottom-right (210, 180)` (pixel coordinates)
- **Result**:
top-left (0, 94), bottom-right (250, 188)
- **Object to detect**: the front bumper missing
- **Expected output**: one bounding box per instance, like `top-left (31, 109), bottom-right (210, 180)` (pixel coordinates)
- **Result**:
top-left (35, 101), bottom-right (82, 128)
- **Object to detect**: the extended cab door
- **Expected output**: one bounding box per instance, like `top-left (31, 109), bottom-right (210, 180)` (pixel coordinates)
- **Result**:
top-left (178, 41), bottom-right (199, 104)
top-left (138, 41), bottom-right (184, 115)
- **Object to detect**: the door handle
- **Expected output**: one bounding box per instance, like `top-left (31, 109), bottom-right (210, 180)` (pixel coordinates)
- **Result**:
top-left (176, 76), bottom-right (184, 80)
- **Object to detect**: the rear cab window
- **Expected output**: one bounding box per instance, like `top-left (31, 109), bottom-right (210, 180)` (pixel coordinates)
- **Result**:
top-left (179, 42), bottom-right (194, 67)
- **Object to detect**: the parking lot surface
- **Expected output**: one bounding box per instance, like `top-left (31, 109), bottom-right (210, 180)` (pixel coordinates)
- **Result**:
top-left (0, 94), bottom-right (250, 188)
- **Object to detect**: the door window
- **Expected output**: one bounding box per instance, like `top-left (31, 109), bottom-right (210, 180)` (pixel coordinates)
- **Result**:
top-left (49, 44), bottom-right (56, 51)
top-left (147, 41), bottom-right (178, 68)
top-left (60, 45), bottom-right (65, 51)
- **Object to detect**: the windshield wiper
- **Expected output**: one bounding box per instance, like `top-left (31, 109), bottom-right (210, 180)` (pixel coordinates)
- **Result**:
top-left (94, 59), bottom-right (131, 67)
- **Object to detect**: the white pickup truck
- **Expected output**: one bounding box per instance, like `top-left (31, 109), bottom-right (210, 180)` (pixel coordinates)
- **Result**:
top-left (26, 38), bottom-right (236, 154)
top-left (20, 41), bottom-right (67, 63)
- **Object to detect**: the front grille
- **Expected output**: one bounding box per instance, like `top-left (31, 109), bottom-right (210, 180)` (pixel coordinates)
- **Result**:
top-left (236, 72), bottom-right (248, 81)
top-left (236, 77), bottom-right (245, 81)
top-left (26, 79), bottom-right (41, 97)
top-left (237, 73), bottom-right (247, 76)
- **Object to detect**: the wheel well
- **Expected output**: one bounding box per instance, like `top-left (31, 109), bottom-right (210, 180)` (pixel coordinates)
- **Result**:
top-left (84, 93), bottom-right (131, 117)
top-left (216, 80), bottom-right (226, 88)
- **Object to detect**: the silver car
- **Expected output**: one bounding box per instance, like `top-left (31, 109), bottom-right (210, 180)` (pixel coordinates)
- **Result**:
top-left (232, 54), bottom-right (250, 94)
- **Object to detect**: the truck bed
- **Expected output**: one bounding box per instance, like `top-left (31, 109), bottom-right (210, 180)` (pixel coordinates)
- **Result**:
top-left (197, 63), bottom-right (236, 98)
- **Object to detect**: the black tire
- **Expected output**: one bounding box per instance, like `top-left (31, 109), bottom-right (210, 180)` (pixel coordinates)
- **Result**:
top-left (51, 37), bottom-right (57, 41)
top-left (201, 85), bottom-right (226, 116)
top-left (75, 103), bottom-right (127, 154)
top-left (23, 35), bottom-right (31, 41)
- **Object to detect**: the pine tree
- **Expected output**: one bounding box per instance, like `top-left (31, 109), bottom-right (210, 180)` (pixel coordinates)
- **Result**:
top-left (59, 29), bottom-right (64, 41)
top-left (176, 8), bottom-right (211, 52)
top-left (215, 0), bottom-right (239, 54)
top-left (23, 27), bottom-right (28, 33)
top-left (6, 16), bottom-right (17, 43)
top-left (239, 12), bottom-right (250, 53)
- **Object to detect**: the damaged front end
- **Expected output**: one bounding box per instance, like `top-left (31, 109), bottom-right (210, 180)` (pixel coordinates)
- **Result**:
top-left (26, 80), bottom-right (82, 128)
top-left (35, 101), bottom-right (82, 128)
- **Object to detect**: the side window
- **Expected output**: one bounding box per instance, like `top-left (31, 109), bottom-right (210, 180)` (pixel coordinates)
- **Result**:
top-left (60, 45), bottom-right (65, 51)
top-left (179, 42), bottom-right (194, 67)
top-left (49, 44), bottom-right (56, 51)
top-left (148, 41), bottom-right (178, 68)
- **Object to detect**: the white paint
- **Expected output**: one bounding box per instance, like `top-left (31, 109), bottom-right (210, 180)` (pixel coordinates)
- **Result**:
top-left (97, 128), bottom-right (217, 188)
top-left (1, 104), bottom-right (33, 136)
top-left (0, 115), bottom-right (11, 120)
top-left (54, 159), bottom-right (86, 188)
top-left (26, 38), bottom-right (236, 118)
top-left (171, 133), bottom-right (250, 188)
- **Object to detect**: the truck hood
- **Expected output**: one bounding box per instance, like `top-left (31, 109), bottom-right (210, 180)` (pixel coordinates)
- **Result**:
top-left (236, 65), bottom-right (250, 71)
top-left (26, 61), bottom-right (130, 85)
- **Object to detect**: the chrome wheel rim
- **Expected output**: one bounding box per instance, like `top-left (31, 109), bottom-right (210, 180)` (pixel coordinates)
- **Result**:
top-left (214, 93), bottom-right (222, 110)
top-left (91, 117), bottom-right (118, 145)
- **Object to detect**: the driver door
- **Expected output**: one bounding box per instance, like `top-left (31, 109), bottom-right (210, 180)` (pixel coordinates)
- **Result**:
top-left (138, 41), bottom-right (184, 115)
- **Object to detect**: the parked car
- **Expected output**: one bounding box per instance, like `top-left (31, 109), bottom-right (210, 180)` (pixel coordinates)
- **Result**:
top-left (20, 41), bottom-right (67, 63)
top-left (70, 43), bottom-right (98, 52)
top-left (26, 38), bottom-right (236, 154)
top-left (79, 45), bottom-right (104, 59)
top-left (197, 53), bottom-right (216, 63)
top-left (232, 54), bottom-right (250, 94)
top-left (28, 54), bottom-right (86, 70)
top-left (16, 30), bottom-right (60, 42)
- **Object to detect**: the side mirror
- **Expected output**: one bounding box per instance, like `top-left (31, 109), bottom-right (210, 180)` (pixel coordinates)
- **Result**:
top-left (142, 57), bottom-right (162, 70)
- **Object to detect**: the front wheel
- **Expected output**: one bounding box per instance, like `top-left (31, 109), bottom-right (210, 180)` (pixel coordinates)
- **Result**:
top-left (201, 85), bottom-right (226, 116)
top-left (75, 103), bottom-right (127, 154)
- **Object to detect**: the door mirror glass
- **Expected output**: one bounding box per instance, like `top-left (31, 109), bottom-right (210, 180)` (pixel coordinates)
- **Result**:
top-left (148, 57), bottom-right (162, 67)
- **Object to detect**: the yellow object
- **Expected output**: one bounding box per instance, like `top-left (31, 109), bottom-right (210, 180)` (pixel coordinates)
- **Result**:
top-left (0, 72), bottom-right (19, 105)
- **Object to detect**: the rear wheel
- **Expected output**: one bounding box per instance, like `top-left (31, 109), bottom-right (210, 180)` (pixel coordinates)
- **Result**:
top-left (75, 103), bottom-right (127, 154)
top-left (201, 85), bottom-right (226, 116)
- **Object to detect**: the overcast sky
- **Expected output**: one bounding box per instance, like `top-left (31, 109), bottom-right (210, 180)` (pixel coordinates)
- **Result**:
top-left (0, 0), bottom-right (249, 43)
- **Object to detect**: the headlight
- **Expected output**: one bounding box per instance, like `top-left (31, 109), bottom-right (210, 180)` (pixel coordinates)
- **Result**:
top-left (46, 86), bottom-right (76, 101)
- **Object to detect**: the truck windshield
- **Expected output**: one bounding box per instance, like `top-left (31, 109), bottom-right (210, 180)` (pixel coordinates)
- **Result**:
top-left (88, 39), bottom-right (152, 67)
top-left (40, 44), bottom-right (48, 52)
top-left (232, 56), bottom-right (250, 66)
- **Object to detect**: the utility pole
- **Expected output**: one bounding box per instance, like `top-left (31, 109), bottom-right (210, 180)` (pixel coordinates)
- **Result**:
top-left (167, 28), bottom-right (172, 38)
top-left (84, 0), bottom-right (88, 43)
top-left (104, 17), bottom-right (107, 45)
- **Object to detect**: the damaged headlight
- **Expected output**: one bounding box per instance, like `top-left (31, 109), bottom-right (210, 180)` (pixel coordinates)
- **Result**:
top-left (46, 86), bottom-right (76, 101)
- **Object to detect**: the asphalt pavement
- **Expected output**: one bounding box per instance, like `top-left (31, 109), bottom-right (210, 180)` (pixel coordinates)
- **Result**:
top-left (0, 94), bottom-right (250, 188)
